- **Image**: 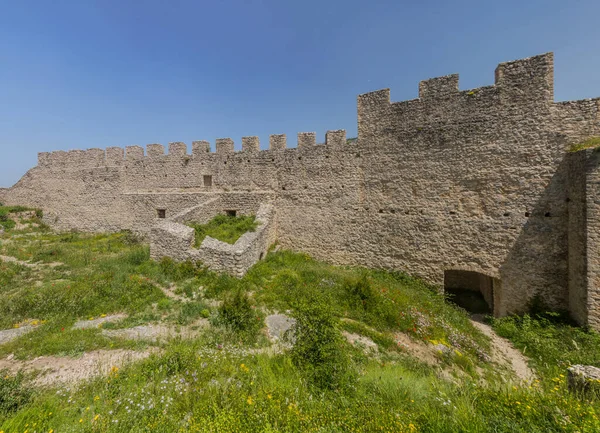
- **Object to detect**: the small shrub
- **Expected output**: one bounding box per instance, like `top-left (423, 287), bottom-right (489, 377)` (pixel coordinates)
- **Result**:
top-left (216, 289), bottom-right (262, 335)
top-left (120, 229), bottom-right (143, 245)
top-left (0, 370), bottom-right (32, 415)
top-left (342, 274), bottom-right (398, 329)
top-left (344, 274), bottom-right (378, 310)
top-left (0, 219), bottom-right (15, 230)
top-left (159, 257), bottom-right (204, 281)
top-left (177, 301), bottom-right (209, 325)
top-left (290, 298), bottom-right (357, 391)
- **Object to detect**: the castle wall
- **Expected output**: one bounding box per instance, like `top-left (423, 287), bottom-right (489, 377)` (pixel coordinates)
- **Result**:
top-left (346, 53), bottom-right (599, 318)
top-left (4, 52), bottom-right (600, 323)
top-left (568, 149), bottom-right (600, 328)
top-left (354, 53), bottom-right (563, 315)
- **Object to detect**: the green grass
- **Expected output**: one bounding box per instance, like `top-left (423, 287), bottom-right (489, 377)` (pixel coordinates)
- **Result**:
top-left (188, 214), bottom-right (258, 247)
top-left (1, 222), bottom-right (600, 431)
top-left (492, 313), bottom-right (600, 380)
top-left (0, 205), bottom-right (45, 231)
top-left (1, 333), bottom-right (600, 432)
top-left (569, 136), bottom-right (600, 152)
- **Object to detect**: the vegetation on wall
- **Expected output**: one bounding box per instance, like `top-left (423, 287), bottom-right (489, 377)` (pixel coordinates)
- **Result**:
top-left (569, 136), bottom-right (600, 152)
top-left (188, 214), bottom-right (258, 247)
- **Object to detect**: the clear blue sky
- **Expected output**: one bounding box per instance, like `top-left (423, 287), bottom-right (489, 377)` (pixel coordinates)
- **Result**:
top-left (1, 0), bottom-right (599, 187)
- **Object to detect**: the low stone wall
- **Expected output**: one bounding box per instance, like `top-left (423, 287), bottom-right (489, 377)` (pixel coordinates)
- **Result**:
top-left (150, 203), bottom-right (276, 276)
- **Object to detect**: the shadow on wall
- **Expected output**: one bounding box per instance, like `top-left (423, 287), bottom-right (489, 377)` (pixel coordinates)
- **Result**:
top-left (499, 144), bottom-right (570, 318)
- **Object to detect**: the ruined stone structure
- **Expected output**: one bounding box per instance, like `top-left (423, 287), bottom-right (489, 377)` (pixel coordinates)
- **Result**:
top-left (3, 53), bottom-right (600, 328)
top-left (151, 203), bottom-right (276, 277)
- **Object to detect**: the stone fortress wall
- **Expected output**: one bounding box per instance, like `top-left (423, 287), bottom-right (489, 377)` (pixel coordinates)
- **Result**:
top-left (4, 53), bottom-right (600, 328)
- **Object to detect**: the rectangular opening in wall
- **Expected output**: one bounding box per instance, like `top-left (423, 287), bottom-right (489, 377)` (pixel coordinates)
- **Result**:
top-left (443, 270), bottom-right (494, 314)
top-left (157, 209), bottom-right (166, 219)
top-left (225, 210), bottom-right (237, 217)
top-left (203, 175), bottom-right (213, 187)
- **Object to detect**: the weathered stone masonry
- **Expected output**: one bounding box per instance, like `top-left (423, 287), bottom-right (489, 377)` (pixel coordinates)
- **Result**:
top-left (4, 53), bottom-right (600, 328)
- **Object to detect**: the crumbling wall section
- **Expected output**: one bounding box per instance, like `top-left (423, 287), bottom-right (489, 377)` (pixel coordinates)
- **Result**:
top-left (150, 203), bottom-right (276, 276)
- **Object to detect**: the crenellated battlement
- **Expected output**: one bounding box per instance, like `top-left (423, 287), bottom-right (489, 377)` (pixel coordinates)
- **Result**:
top-left (242, 136), bottom-right (260, 152)
top-left (269, 134), bottom-right (286, 150)
top-left (418, 74), bottom-right (459, 99)
top-left (358, 52), bottom-right (558, 141)
top-left (298, 132), bottom-right (316, 148)
top-left (36, 129), bottom-right (353, 169)
top-left (147, 144), bottom-right (165, 157)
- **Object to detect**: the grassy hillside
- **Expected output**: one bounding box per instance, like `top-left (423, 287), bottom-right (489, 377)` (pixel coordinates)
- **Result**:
top-left (0, 212), bottom-right (599, 431)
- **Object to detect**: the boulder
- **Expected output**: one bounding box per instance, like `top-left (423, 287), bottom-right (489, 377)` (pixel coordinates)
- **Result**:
top-left (567, 364), bottom-right (600, 393)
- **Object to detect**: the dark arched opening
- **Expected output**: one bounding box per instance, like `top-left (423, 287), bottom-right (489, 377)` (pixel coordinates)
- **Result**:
top-left (444, 270), bottom-right (497, 315)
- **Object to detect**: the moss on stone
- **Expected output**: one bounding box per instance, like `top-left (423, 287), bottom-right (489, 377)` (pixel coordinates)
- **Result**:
top-left (569, 136), bottom-right (600, 152)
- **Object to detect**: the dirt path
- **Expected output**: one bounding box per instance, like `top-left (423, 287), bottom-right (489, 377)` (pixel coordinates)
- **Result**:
top-left (73, 314), bottom-right (128, 329)
top-left (470, 316), bottom-right (535, 383)
top-left (0, 255), bottom-right (36, 267)
top-left (0, 349), bottom-right (157, 386)
top-left (0, 254), bottom-right (62, 269)
top-left (0, 325), bottom-right (35, 345)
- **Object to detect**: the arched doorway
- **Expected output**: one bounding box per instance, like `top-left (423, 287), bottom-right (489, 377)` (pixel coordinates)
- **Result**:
top-left (444, 270), bottom-right (498, 315)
